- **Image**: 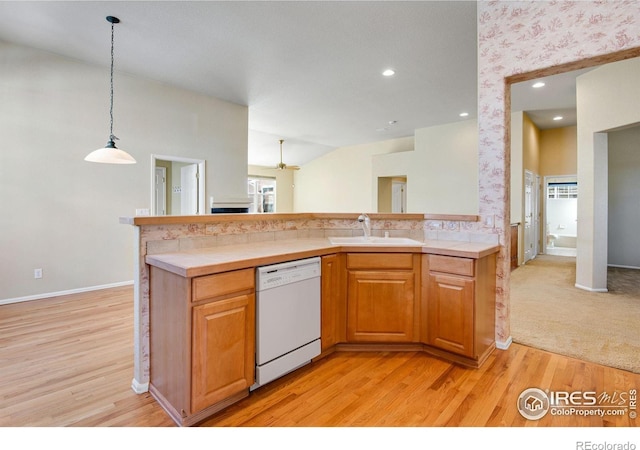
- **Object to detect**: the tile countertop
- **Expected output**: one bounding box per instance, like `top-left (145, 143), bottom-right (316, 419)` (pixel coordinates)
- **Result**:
top-left (145, 238), bottom-right (500, 278)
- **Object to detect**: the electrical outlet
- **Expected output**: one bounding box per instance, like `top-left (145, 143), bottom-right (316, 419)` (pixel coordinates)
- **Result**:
top-left (135, 208), bottom-right (150, 216)
top-left (34, 268), bottom-right (43, 279)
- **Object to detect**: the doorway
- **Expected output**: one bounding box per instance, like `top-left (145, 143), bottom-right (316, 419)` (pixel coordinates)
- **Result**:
top-left (377, 176), bottom-right (407, 213)
top-left (151, 155), bottom-right (206, 215)
top-left (544, 175), bottom-right (578, 257)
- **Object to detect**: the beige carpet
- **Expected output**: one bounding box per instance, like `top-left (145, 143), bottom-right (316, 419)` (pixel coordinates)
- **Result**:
top-left (510, 255), bottom-right (640, 373)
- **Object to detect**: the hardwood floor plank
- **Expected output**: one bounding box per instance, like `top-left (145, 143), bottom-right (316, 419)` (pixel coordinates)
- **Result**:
top-left (1, 286), bottom-right (638, 428)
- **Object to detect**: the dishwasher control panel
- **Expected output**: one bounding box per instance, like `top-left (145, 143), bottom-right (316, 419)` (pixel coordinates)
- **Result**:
top-left (256, 257), bottom-right (321, 291)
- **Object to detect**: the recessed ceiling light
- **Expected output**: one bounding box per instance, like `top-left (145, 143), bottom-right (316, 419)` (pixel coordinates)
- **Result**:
top-left (459, 112), bottom-right (469, 117)
top-left (388, 120), bottom-right (398, 125)
top-left (553, 116), bottom-right (563, 121)
top-left (532, 81), bottom-right (545, 88)
top-left (382, 69), bottom-right (395, 77)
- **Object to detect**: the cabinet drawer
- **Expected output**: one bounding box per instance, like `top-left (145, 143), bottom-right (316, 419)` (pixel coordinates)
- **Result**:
top-left (192, 268), bottom-right (254, 302)
top-left (347, 253), bottom-right (413, 270)
top-left (428, 255), bottom-right (474, 277)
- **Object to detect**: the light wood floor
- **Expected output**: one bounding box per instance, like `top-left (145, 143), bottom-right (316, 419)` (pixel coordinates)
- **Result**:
top-left (1, 286), bottom-right (638, 427)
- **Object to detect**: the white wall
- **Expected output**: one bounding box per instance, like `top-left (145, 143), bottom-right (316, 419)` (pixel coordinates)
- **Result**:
top-left (402, 119), bottom-right (478, 214)
top-left (608, 125), bottom-right (640, 268)
top-left (294, 137), bottom-right (414, 212)
top-left (294, 120), bottom-right (478, 215)
top-left (576, 56), bottom-right (640, 290)
top-left (0, 41), bottom-right (248, 301)
top-left (547, 198), bottom-right (578, 237)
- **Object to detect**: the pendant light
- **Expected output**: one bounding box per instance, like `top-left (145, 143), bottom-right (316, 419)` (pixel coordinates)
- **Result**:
top-left (85, 16), bottom-right (136, 164)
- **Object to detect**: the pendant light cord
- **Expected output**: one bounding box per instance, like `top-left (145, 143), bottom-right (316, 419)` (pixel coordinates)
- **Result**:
top-left (109, 20), bottom-right (115, 142)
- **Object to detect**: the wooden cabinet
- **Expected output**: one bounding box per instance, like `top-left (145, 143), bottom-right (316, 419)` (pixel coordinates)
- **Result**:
top-left (424, 253), bottom-right (496, 366)
top-left (345, 253), bottom-right (420, 343)
top-left (149, 266), bottom-right (255, 426)
top-left (321, 254), bottom-right (345, 351)
top-left (510, 223), bottom-right (519, 271)
top-left (427, 272), bottom-right (475, 357)
top-left (191, 291), bottom-right (254, 412)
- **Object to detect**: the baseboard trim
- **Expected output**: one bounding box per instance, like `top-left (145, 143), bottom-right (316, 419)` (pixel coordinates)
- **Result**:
top-left (608, 264), bottom-right (640, 270)
top-left (575, 283), bottom-right (608, 293)
top-left (496, 336), bottom-right (512, 350)
top-left (0, 280), bottom-right (134, 305)
top-left (131, 378), bottom-right (149, 394)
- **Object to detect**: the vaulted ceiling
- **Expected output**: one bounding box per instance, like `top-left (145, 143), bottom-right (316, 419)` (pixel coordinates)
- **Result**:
top-left (0, 1), bottom-right (584, 167)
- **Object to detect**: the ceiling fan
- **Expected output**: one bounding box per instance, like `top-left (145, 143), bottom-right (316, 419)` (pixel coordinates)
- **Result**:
top-left (276, 139), bottom-right (300, 170)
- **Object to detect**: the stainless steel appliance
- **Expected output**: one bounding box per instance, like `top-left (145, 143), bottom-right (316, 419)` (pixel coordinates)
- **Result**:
top-left (251, 257), bottom-right (321, 390)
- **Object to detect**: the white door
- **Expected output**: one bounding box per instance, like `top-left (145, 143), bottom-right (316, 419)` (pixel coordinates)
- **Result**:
top-left (180, 164), bottom-right (199, 215)
top-left (154, 167), bottom-right (167, 215)
top-left (392, 181), bottom-right (407, 213)
top-left (524, 170), bottom-right (539, 263)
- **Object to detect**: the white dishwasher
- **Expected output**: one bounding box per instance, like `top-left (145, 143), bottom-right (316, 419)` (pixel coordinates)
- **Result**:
top-left (251, 256), bottom-right (321, 391)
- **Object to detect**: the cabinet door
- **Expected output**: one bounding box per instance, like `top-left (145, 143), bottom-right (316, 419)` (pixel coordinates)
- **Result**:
top-left (321, 254), bottom-right (343, 350)
top-left (427, 274), bottom-right (475, 357)
top-left (347, 270), bottom-right (415, 342)
top-left (191, 293), bottom-right (255, 413)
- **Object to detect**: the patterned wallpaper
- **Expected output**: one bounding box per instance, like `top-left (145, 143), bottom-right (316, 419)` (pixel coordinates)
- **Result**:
top-left (477, 0), bottom-right (640, 342)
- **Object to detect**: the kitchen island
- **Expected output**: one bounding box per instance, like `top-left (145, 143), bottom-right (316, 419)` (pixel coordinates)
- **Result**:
top-left (145, 237), bottom-right (498, 277)
top-left (138, 219), bottom-right (498, 426)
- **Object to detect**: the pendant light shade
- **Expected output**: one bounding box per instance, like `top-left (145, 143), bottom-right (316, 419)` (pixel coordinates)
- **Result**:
top-left (85, 139), bottom-right (136, 164)
top-left (85, 16), bottom-right (136, 164)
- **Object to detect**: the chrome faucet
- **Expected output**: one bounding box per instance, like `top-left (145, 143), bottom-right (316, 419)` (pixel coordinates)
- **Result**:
top-left (357, 213), bottom-right (371, 240)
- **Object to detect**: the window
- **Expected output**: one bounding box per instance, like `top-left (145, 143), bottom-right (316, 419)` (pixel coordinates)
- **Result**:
top-left (248, 176), bottom-right (276, 213)
top-left (548, 182), bottom-right (578, 199)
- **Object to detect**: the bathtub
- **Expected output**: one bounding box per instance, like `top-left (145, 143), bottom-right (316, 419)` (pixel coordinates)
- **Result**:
top-left (554, 235), bottom-right (576, 248)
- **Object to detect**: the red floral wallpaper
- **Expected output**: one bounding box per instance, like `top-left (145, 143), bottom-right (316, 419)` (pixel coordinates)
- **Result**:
top-left (477, 0), bottom-right (640, 342)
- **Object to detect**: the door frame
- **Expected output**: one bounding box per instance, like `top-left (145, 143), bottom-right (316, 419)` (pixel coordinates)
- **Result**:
top-left (151, 155), bottom-right (206, 215)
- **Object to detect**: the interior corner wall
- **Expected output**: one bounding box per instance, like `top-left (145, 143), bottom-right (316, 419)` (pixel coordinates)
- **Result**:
top-left (576, 56), bottom-right (640, 291)
top-left (0, 41), bottom-right (248, 301)
top-left (293, 137), bottom-right (414, 213)
top-left (248, 165), bottom-right (294, 213)
top-left (607, 125), bottom-right (640, 269)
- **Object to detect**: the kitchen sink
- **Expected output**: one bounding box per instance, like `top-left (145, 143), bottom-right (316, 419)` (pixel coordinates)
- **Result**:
top-left (328, 236), bottom-right (423, 246)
